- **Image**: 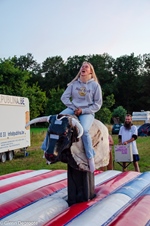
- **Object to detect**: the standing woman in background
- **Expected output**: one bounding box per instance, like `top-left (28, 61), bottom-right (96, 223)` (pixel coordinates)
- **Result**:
top-left (107, 134), bottom-right (114, 170)
top-left (60, 61), bottom-right (103, 173)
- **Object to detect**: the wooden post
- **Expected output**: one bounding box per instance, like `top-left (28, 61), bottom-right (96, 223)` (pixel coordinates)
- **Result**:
top-left (67, 164), bottom-right (95, 206)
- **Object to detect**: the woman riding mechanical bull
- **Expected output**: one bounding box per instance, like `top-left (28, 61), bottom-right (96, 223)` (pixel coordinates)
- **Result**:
top-left (26, 62), bottom-right (109, 173)
top-left (44, 61), bottom-right (102, 172)
top-left (60, 61), bottom-right (102, 172)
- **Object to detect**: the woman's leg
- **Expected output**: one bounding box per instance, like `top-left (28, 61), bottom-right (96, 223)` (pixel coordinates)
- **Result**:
top-left (60, 110), bottom-right (95, 172)
top-left (60, 108), bottom-right (74, 115)
top-left (60, 110), bottom-right (93, 156)
top-left (60, 112), bottom-right (94, 159)
top-left (79, 114), bottom-right (95, 159)
top-left (79, 114), bottom-right (95, 172)
top-left (107, 151), bottom-right (113, 170)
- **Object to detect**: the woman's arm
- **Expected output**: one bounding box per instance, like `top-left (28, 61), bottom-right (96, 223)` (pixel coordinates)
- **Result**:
top-left (61, 85), bottom-right (76, 110)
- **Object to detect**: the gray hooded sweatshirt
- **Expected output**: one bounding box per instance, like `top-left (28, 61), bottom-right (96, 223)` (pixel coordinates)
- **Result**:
top-left (61, 78), bottom-right (102, 115)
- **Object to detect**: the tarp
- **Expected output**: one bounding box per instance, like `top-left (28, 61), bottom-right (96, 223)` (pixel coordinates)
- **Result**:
top-left (138, 123), bottom-right (150, 136)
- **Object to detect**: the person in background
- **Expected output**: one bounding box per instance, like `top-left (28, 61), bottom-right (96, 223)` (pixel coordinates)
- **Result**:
top-left (99, 134), bottom-right (114, 171)
top-left (60, 61), bottom-right (102, 173)
top-left (118, 114), bottom-right (140, 172)
top-left (107, 134), bottom-right (114, 170)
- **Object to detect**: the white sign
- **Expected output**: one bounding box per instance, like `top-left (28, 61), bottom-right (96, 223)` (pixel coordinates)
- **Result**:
top-left (114, 144), bottom-right (133, 162)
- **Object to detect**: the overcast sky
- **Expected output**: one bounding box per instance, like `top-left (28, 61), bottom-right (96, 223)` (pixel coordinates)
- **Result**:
top-left (0, 0), bottom-right (150, 63)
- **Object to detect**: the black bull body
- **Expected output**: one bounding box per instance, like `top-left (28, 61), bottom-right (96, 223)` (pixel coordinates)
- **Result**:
top-left (26, 114), bottom-right (109, 205)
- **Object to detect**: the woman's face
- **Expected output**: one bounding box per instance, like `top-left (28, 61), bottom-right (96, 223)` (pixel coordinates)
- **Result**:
top-left (80, 63), bottom-right (92, 77)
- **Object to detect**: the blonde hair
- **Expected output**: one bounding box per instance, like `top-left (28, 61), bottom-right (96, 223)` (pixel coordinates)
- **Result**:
top-left (67, 61), bottom-right (99, 86)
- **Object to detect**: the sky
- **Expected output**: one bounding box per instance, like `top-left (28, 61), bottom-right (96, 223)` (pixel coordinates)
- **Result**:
top-left (0, 0), bottom-right (150, 64)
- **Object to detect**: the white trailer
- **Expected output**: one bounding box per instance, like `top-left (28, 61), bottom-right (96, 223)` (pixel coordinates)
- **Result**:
top-left (132, 111), bottom-right (150, 128)
top-left (0, 94), bottom-right (30, 162)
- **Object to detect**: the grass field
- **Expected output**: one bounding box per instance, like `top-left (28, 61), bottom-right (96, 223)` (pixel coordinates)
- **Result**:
top-left (0, 128), bottom-right (150, 176)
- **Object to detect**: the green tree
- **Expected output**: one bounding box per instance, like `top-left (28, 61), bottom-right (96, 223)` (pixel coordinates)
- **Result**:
top-left (113, 53), bottom-right (141, 113)
top-left (96, 107), bottom-right (112, 124)
top-left (112, 106), bottom-right (127, 123)
top-left (138, 54), bottom-right (150, 110)
top-left (41, 56), bottom-right (66, 97)
top-left (12, 53), bottom-right (41, 73)
top-left (23, 84), bottom-right (47, 119)
top-left (45, 87), bottom-right (65, 115)
top-left (88, 53), bottom-right (115, 98)
top-left (11, 53), bottom-right (45, 93)
top-left (0, 59), bottom-right (30, 96)
top-left (0, 58), bottom-right (47, 119)
top-left (96, 94), bottom-right (115, 124)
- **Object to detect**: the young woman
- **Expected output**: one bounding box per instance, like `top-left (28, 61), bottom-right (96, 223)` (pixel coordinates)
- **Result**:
top-left (107, 134), bottom-right (114, 170)
top-left (60, 61), bottom-right (103, 172)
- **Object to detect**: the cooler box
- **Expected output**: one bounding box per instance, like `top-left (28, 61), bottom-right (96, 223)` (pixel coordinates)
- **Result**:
top-left (114, 144), bottom-right (133, 162)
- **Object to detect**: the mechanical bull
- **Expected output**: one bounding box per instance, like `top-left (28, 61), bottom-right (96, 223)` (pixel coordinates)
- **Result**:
top-left (26, 114), bottom-right (110, 206)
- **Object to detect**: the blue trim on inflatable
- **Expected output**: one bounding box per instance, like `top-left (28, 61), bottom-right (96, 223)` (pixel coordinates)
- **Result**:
top-left (0, 170), bottom-right (121, 221)
top-left (2, 170), bottom-right (150, 226)
top-left (113, 172), bottom-right (150, 198)
top-left (145, 219), bottom-right (150, 226)
top-left (0, 169), bottom-right (50, 187)
top-left (64, 172), bottom-right (150, 226)
top-left (64, 173), bottom-right (140, 225)
top-left (103, 172), bottom-right (150, 226)
top-left (0, 187), bottom-right (67, 220)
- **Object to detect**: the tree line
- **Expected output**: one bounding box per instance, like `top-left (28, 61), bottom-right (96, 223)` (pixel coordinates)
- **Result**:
top-left (0, 52), bottom-right (150, 124)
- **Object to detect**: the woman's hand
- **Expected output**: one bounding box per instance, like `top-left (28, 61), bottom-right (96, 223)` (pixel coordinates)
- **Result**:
top-left (74, 108), bottom-right (82, 116)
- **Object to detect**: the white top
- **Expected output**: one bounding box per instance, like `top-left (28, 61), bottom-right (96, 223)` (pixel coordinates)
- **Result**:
top-left (119, 125), bottom-right (139, 154)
